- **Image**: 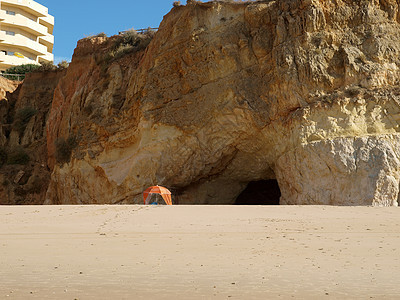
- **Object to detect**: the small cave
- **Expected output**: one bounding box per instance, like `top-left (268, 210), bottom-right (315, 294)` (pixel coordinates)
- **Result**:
top-left (235, 180), bottom-right (281, 205)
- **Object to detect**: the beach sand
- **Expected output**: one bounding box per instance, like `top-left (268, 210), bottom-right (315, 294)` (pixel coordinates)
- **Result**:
top-left (1, 205), bottom-right (399, 299)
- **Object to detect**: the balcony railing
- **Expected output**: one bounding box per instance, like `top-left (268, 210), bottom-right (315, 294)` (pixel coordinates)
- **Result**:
top-left (1, 14), bottom-right (48, 36)
top-left (1, 0), bottom-right (48, 18)
top-left (0, 33), bottom-right (48, 55)
top-left (0, 72), bottom-right (25, 81)
top-left (39, 15), bottom-right (54, 29)
top-left (39, 34), bottom-right (54, 46)
top-left (0, 51), bottom-right (36, 69)
top-left (38, 52), bottom-right (53, 63)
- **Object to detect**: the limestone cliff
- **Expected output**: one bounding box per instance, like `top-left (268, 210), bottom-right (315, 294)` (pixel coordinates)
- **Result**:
top-left (0, 77), bottom-right (19, 102)
top-left (42, 0), bottom-right (400, 206)
top-left (0, 70), bottom-right (65, 204)
top-left (0, 76), bottom-right (19, 126)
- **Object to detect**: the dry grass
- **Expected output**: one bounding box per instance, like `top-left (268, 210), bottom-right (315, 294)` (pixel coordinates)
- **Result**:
top-left (103, 29), bottom-right (156, 64)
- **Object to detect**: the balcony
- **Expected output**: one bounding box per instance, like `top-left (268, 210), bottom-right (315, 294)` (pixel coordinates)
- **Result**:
top-left (1, 0), bottom-right (48, 18)
top-left (1, 13), bottom-right (48, 36)
top-left (39, 15), bottom-right (54, 33)
top-left (39, 52), bottom-right (53, 63)
top-left (0, 51), bottom-right (36, 69)
top-left (0, 33), bottom-right (48, 55)
top-left (38, 34), bottom-right (54, 47)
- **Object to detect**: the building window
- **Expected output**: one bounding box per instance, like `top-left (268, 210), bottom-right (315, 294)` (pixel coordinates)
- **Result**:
top-left (6, 31), bottom-right (15, 36)
top-left (6, 10), bottom-right (16, 16)
top-left (7, 52), bottom-right (14, 56)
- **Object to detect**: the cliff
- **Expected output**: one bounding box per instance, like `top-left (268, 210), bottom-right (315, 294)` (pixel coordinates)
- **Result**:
top-left (0, 70), bottom-right (65, 204)
top-left (4, 0), bottom-right (400, 205)
top-left (0, 76), bottom-right (19, 126)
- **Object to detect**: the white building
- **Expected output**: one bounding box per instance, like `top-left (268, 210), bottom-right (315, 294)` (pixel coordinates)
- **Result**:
top-left (0, 0), bottom-right (54, 71)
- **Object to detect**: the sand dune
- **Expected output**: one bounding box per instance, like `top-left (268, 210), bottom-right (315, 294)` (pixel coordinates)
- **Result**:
top-left (1, 205), bottom-right (399, 299)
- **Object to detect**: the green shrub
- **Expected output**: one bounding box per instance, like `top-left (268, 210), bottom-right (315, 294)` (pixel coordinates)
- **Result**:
top-left (104, 29), bottom-right (155, 63)
top-left (14, 187), bottom-right (27, 196)
top-left (3, 64), bottom-right (39, 80)
top-left (84, 32), bottom-right (107, 39)
top-left (57, 60), bottom-right (69, 70)
top-left (36, 61), bottom-right (57, 72)
top-left (0, 147), bottom-right (7, 167)
top-left (2, 74), bottom-right (23, 81)
top-left (94, 32), bottom-right (107, 38)
top-left (34, 61), bottom-right (70, 72)
top-left (109, 44), bottom-right (137, 60)
top-left (7, 147), bottom-right (30, 165)
top-left (3, 60), bottom-right (68, 79)
top-left (5, 64), bottom-right (40, 75)
top-left (13, 107), bottom-right (37, 135)
top-left (27, 175), bottom-right (44, 194)
top-left (2, 178), bottom-right (9, 187)
top-left (55, 135), bottom-right (78, 164)
top-left (119, 29), bottom-right (140, 45)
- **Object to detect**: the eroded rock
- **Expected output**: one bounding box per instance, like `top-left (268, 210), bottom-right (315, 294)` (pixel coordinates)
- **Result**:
top-left (0, 70), bottom-right (65, 205)
top-left (43, 0), bottom-right (400, 206)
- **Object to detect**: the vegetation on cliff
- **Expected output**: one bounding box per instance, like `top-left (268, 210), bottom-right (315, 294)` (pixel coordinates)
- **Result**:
top-left (12, 107), bottom-right (37, 136)
top-left (2, 61), bottom-right (69, 81)
top-left (3, 64), bottom-right (39, 80)
top-left (0, 147), bottom-right (6, 167)
top-left (103, 29), bottom-right (156, 64)
top-left (6, 147), bottom-right (30, 165)
top-left (55, 136), bottom-right (78, 165)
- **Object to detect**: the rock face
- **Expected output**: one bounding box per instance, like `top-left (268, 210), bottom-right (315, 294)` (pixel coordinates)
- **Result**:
top-left (0, 76), bottom-right (19, 126)
top-left (44, 0), bottom-right (400, 206)
top-left (0, 70), bottom-right (65, 204)
top-left (0, 76), bottom-right (19, 102)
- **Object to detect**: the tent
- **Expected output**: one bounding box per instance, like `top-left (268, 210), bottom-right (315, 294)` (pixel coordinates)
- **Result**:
top-left (143, 185), bottom-right (172, 205)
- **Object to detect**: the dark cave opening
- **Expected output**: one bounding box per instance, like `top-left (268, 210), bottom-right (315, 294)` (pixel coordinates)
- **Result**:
top-left (235, 180), bottom-right (281, 205)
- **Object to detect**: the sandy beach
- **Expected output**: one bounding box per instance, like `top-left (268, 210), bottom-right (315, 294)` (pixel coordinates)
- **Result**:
top-left (1, 205), bottom-right (400, 299)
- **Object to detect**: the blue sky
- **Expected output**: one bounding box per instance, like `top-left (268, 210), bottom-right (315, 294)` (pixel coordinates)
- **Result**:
top-left (37, 1), bottom-right (184, 63)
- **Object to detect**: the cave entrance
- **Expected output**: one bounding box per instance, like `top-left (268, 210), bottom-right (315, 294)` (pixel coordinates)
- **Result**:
top-left (235, 180), bottom-right (281, 205)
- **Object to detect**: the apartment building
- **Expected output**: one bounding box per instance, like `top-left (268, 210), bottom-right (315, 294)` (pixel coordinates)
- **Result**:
top-left (0, 0), bottom-right (54, 71)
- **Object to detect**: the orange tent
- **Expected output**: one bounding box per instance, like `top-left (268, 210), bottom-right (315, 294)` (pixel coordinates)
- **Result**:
top-left (143, 185), bottom-right (172, 205)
